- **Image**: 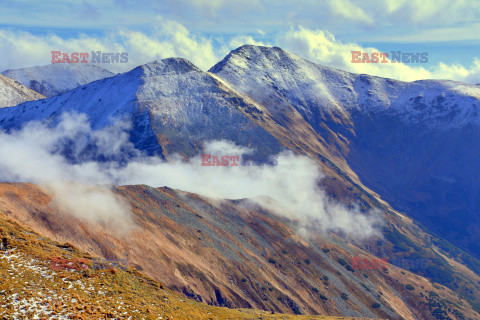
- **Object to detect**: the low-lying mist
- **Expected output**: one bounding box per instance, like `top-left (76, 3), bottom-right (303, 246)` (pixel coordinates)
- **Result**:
top-left (0, 113), bottom-right (382, 237)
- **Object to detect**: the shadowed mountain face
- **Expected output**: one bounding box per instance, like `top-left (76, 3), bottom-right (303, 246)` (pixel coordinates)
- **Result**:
top-left (1, 63), bottom-right (115, 97)
top-left (343, 114), bottom-right (480, 256)
top-left (210, 45), bottom-right (480, 260)
top-left (1, 182), bottom-right (479, 320)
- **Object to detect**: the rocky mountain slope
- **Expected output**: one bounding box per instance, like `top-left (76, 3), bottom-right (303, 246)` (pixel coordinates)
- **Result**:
top-left (0, 182), bottom-right (479, 320)
top-left (0, 200), bottom-right (363, 320)
top-left (1, 63), bottom-right (114, 97)
top-left (0, 74), bottom-right (45, 108)
top-left (1, 45), bottom-right (480, 319)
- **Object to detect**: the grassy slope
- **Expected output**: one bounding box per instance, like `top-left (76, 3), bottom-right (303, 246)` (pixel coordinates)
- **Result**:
top-left (0, 215), bottom-right (377, 320)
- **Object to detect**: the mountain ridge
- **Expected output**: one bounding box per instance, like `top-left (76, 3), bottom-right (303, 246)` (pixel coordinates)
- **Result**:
top-left (0, 74), bottom-right (45, 108)
top-left (209, 45), bottom-right (480, 262)
top-left (2, 45), bottom-right (480, 319)
top-left (211, 45), bottom-right (480, 129)
top-left (1, 182), bottom-right (478, 320)
top-left (1, 63), bottom-right (115, 98)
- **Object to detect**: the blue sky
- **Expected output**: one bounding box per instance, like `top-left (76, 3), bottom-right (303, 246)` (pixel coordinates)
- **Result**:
top-left (1, 0), bottom-right (480, 83)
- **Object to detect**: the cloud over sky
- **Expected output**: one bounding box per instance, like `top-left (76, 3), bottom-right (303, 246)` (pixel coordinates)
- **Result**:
top-left (0, 17), bottom-right (219, 72)
top-left (2, 19), bottom-right (479, 84)
top-left (3, 0), bottom-right (480, 38)
top-left (1, 1), bottom-right (479, 82)
top-left (277, 27), bottom-right (480, 83)
top-left (328, 0), bottom-right (374, 27)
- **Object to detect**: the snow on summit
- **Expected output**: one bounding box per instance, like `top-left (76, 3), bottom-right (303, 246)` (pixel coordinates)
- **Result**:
top-left (1, 63), bottom-right (115, 98)
top-left (211, 45), bottom-right (480, 129)
top-left (0, 57), bottom-right (283, 157)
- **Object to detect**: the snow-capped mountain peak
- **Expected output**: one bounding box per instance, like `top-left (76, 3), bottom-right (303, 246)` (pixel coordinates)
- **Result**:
top-left (0, 57), bottom-right (283, 158)
top-left (211, 45), bottom-right (480, 129)
top-left (138, 58), bottom-right (201, 77)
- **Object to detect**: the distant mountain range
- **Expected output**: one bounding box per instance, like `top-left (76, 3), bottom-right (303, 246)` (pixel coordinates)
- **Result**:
top-left (1, 63), bottom-right (114, 97)
top-left (1, 45), bottom-right (480, 319)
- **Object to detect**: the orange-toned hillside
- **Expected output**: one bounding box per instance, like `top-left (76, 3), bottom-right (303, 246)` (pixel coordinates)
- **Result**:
top-left (0, 182), bottom-right (478, 320)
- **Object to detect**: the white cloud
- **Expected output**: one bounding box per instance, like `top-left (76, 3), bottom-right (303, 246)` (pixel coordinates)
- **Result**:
top-left (0, 113), bottom-right (133, 231)
top-left (328, 0), bottom-right (374, 26)
top-left (277, 26), bottom-right (480, 83)
top-left (0, 114), bottom-right (382, 238)
top-left (277, 27), bottom-right (431, 81)
top-left (118, 17), bottom-right (219, 70)
top-left (431, 59), bottom-right (480, 83)
top-left (0, 17), bottom-right (220, 73)
top-left (0, 29), bottom-right (123, 73)
top-left (326, 0), bottom-right (480, 28)
top-left (177, 0), bottom-right (229, 16)
top-left (370, 23), bottom-right (480, 42)
top-left (1, 18), bottom-right (479, 83)
top-left (379, 0), bottom-right (480, 26)
top-left (256, 29), bottom-right (266, 36)
top-left (2, 0), bottom-right (479, 37)
top-left (166, 0), bottom-right (263, 17)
